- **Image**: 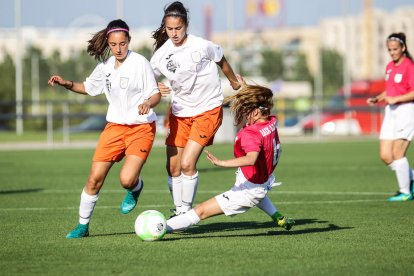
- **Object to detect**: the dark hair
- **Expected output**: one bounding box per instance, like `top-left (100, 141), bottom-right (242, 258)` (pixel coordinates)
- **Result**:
top-left (152, 1), bottom-right (189, 51)
top-left (387, 32), bottom-right (412, 61)
top-left (87, 19), bottom-right (131, 62)
top-left (224, 84), bottom-right (274, 125)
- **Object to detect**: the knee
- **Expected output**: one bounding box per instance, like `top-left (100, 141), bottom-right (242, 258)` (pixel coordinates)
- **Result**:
top-left (167, 163), bottom-right (181, 177)
top-left (379, 153), bottom-right (393, 165)
top-left (181, 160), bottom-right (196, 175)
top-left (86, 174), bottom-right (104, 194)
top-left (119, 174), bottom-right (138, 190)
top-left (391, 150), bottom-right (405, 161)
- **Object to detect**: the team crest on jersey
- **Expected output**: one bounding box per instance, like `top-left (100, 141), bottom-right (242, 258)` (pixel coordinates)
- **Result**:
top-left (191, 51), bottom-right (202, 63)
top-left (166, 60), bottom-right (179, 73)
top-left (394, 73), bottom-right (402, 83)
top-left (120, 77), bottom-right (129, 89)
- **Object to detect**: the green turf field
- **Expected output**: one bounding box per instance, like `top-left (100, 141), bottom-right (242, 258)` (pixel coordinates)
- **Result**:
top-left (1, 139), bottom-right (413, 275)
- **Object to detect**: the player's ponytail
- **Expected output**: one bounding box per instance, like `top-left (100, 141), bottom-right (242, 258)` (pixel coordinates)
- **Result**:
top-left (152, 1), bottom-right (189, 51)
top-left (87, 19), bottom-right (130, 62)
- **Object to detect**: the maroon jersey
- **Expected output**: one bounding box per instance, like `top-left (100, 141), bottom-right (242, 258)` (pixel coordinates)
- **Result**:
top-left (234, 116), bottom-right (281, 184)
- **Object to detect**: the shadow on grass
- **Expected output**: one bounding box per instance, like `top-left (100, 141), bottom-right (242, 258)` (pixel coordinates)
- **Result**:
top-left (0, 188), bottom-right (44, 195)
top-left (197, 167), bottom-right (235, 173)
top-left (82, 218), bottom-right (352, 240)
top-left (161, 219), bottom-right (353, 241)
top-left (89, 232), bottom-right (135, 238)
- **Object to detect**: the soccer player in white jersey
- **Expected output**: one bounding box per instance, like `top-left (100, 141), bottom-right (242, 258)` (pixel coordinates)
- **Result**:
top-left (367, 32), bottom-right (414, 201)
top-left (166, 84), bottom-right (295, 233)
top-left (150, 1), bottom-right (242, 216)
top-left (48, 19), bottom-right (161, 238)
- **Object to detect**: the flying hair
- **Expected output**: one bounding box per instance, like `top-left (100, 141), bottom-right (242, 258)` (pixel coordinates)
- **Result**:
top-left (224, 84), bottom-right (274, 125)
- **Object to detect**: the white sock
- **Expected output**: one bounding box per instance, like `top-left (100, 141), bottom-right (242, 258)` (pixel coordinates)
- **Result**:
top-left (79, 189), bottom-right (99, 225)
top-left (166, 209), bottom-right (200, 233)
top-left (257, 195), bottom-right (278, 217)
top-left (181, 171), bottom-right (198, 212)
top-left (393, 157), bottom-right (411, 194)
top-left (130, 177), bottom-right (142, 192)
top-left (172, 175), bottom-right (183, 213)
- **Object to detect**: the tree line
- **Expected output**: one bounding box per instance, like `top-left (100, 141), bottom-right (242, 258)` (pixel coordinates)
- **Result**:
top-left (0, 44), bottom-right (344, 116)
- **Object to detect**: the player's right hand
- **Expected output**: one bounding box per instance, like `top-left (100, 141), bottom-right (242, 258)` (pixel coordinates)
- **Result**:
top-left (366, 97), bottom-right (378, 106)
top-left (48, 75), bottom-right (65, 86)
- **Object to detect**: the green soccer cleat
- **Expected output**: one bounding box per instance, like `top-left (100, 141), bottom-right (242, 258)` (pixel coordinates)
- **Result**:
top-left (276, 216), bottom-right (295, 231)
top-left (66, 223), bottom-right (89, 239)
top-left (120, 180), bottom-right (144, 214)
top-left (387, 192), bottom-right (413, 202)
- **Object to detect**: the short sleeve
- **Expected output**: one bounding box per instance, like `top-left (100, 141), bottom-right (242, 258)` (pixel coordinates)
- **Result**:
top-left (205, 41), bottom-right (224, 63)
top-left (141, 57), bottom-right (160, 99)
top-left (84, 63), bottom-right (105, 96)
top-left (406, 62), bottom-right (414, 91)
top-left (150, 54), bottom-right (162, 79)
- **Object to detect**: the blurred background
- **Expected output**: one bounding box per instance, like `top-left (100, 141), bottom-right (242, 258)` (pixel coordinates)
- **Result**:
top-left (1, 0), bottom-right (414, 146)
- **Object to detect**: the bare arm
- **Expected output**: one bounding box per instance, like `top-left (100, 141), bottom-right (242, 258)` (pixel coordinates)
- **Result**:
top-left (384, 90), bottom-right (414, 105)
top-left (216, 56), bottom-right (241, 90)
top-left (138, 91), bottom-right (161, 115)
top-left (48, 75), bottom-right (87, 95)
top-left (205, 150), bottom-right (259, 168)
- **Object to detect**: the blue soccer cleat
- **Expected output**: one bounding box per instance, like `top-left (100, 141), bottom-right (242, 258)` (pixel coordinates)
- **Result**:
top-left (120, 180), bottom-right (144, 214)
top-left (66, 223), bottom-right (89, 239)
top-left (387, 192), bottom-right (413, 202)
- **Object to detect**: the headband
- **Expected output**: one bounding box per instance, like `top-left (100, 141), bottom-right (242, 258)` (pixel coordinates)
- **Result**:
top-left (387, 36), bottom-right (404, 45)
top-left (106, 28), bottom-right (129, 36)
top-left (165, 11), bottom-right (186, 17)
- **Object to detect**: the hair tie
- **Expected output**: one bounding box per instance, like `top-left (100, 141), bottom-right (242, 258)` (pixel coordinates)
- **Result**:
top-left (106, 28), bottom-right (129, 36)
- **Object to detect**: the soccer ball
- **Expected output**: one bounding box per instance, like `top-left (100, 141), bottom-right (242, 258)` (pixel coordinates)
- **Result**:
top-left (135, 210), bottom-right (167, 241)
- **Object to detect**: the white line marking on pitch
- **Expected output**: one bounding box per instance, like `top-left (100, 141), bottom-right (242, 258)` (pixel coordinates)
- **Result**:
top-left (34, 189), bottom-right (392, 196)
top-left (0, 199), bottom-right (388, 211)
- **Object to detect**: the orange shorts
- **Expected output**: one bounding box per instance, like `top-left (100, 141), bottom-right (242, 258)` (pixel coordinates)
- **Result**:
top-left (166, 106), bottom-right (223, 147)
top-left (93, 122), bottom-right (156, 162)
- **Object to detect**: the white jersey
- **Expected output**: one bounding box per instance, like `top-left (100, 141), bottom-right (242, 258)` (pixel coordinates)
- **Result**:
top-left (84, 51), bottom-right (159, 125)
top-left (150, 34), bottom-right (224, 117)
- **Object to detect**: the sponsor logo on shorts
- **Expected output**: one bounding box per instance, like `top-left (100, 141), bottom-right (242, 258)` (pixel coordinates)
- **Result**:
top-left (222, 194), bottom-right (229, 201)
top-left (199, 135), bottom-right (208, 139)
top-left (140, 149), bottom-right (148, 153)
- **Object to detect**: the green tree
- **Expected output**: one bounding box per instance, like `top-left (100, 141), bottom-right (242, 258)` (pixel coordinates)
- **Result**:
top-left (23, 46), bottom-right (52, 100)
top-left (321, 48), bottom-right (343, 97)
top-left (0, 51), bottom-right (15, 115)
top-left (259, 49), bottom-right (283, 81)
top-left (134, 45), bottom-right (153, 60)
top-left (288, 53), bottom-right (312, 82)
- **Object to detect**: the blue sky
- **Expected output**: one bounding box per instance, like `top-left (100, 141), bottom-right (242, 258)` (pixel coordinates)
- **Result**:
top-left (0, 0), bottom-right (413, 35)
